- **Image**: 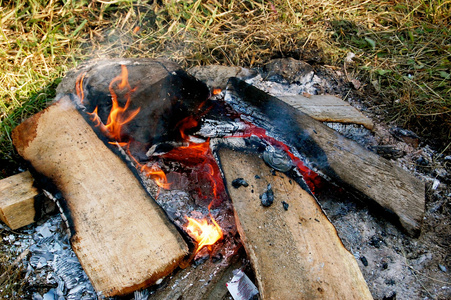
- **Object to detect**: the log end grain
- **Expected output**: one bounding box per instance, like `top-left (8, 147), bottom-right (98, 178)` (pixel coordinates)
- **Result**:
top-left (0, 171), bottom-right (39, 230)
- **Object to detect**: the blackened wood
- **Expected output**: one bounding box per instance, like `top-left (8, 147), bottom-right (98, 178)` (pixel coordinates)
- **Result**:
top-left (12, 97), bottom-right (189, 297)
top-left (219, 148), bottom-right (373, 300)
top-left (226, 78), bottom-right (424, 236)
top-left (56, 58), bottom-right (210, 147)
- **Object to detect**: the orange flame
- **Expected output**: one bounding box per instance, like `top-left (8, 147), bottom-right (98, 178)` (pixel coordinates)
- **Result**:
top-left (186, 214), bottom-right (223, 253)
top-left (140, 163), bottom-right (171, 189)
top-left (105, 65), bottom-right (140, 142)
top-left (75, 72), bottom-right (87, 104)
top-left (76, 65), bottom-right (141, 145)
top-left (127, 151), bottom-right (171, 190)
top-left (75, 65), bottom-right (170, 189)
top-left (87, 107), bottom-right (102, 127)
top-left (177, 116), bottom-right (198, 141)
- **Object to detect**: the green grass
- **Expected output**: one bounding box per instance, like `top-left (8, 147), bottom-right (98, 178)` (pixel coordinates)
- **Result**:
top-left (0, 0), bottom-right (450, 180)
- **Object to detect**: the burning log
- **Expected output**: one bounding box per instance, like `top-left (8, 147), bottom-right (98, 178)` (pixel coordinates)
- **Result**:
top-left (56, 58), bottom-right (209, 147)
top-left (219, 148), bottom-right (373, 299)
top-left (12, 96), bottom-right (189, 297)
top-left (226, 78), bottom-right (425, 236)
top-left (0, 171), bottom-right (39, 230)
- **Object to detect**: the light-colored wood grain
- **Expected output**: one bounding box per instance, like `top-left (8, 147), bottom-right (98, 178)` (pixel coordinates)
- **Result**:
top-left (278, 94), bottom-right (374, 130)
top-left (0, 171), bottom-right (38, 230)
top-left (219, 148), bottom-right (373, 300)
top-left (12, 97), bottom-right (189, 297)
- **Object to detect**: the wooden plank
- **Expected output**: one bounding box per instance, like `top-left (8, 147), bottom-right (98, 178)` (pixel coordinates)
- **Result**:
top-left (0, 171), bottom-right (38, 230)
top-left (219, 148), bottom-right (373, 300)
top-left (12, 97), bottom-right (189, 297)
top-left (278, 94), bottom-right (374, 130)
top-left (226, 78), bottom-right (425, 236)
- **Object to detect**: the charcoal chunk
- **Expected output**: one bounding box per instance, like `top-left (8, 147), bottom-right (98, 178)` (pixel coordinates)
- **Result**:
top-left (232, 178), bottom-right (249, 188)
top-left (360, 256), bottom-right (369, 267)
top-left (282, 201), bottom-right (289, 211)
top-left (260, 184), bottom-right (274, 207)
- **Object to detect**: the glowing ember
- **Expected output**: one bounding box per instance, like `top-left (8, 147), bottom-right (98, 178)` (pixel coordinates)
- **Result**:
top-left (212, 88), bottom-right (222, 95)
top-left (225, 122), bottom-right (321, 193)
top-left (185, 214), bottom-right (223, 253)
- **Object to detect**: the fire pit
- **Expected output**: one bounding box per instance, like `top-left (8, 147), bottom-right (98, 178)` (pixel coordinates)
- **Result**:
top-left (8, 58), bottom-right (429, 299)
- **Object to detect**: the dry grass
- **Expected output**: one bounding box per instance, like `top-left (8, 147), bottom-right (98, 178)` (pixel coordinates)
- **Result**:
top-left (0, 1), bottom-right (450, 158)
top-left (1, 1), bottom-right (450, 170)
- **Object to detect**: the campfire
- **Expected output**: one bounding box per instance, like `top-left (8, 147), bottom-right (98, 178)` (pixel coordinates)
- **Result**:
top-left (8, 58), bottom-right (425, 299)
top-left (73, 62), bottom-right (327, 259)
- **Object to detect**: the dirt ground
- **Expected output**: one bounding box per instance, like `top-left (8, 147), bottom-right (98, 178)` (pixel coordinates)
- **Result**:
top-left (1, 58), bottom-right (450, 299)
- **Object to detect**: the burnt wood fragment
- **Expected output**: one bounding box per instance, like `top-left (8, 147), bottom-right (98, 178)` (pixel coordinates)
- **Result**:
top-left (232, 178), bottom-right (249, 188)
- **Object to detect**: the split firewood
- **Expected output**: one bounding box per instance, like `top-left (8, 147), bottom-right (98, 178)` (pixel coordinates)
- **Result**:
top-left (0, 171), bottom-right (39, 230)
top-left (278, 94), bottom-right (374, 130)
top-left (12, 97), bottom-right (189, 297)
top-left (226, 78), bottom-right (425, 236)
top-left (219, 148), bottom-right (373, 300)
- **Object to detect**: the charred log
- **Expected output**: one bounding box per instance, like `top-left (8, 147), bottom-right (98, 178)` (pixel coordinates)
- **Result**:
top-left (225, 78), bottom-right (425, 236)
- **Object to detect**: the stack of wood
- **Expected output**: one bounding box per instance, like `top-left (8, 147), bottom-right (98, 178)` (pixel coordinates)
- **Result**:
top-left (1, 59), bottom-right (425, 299)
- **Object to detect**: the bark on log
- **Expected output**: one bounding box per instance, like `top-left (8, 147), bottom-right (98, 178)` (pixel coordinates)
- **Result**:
top-left (226, 78), bottom-right (425, 236)
top-left (219, 148), bottom-right (373, 300)
top-left (12, 97), bottom-right (189, 297)
top-left (0, 171), bottom-right (38, 230)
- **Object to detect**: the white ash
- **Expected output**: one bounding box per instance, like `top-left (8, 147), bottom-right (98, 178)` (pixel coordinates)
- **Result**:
top-left (245, 73), bottom-right (325, 96)
top-left (196, 119), bottom-right (248, 138)
top-left (324, 122), bottom-right (377, 147)
top-left (1, 215), bottom-right (96, 299)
